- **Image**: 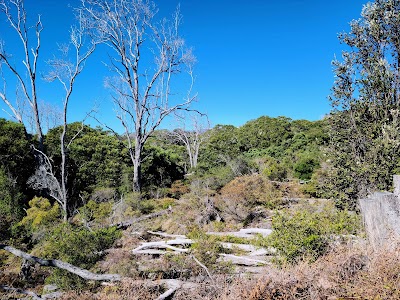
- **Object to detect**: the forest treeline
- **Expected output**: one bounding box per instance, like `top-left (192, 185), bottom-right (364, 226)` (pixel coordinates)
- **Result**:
top-left (0, 115), bottom-right (327, 238)
top-left (3, 99), bottom-right (400, 239)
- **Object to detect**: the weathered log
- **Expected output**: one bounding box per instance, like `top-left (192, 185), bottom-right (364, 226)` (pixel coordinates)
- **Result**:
top-left (207, 228), bottom-right (272, 238)
top-left (219, 242), bottom-right (275, 256)
top-left (238, 228), bottom-right (273, 236)
top-left (131, 232), bottom-right (275, 258)
top-left (0, 244), bottom-right (121, 281)
top-left (132, 249), bottom-right (170, 255)
top-left (155, 279), bottom-right (182, 300)
top-left (132, 239), bottom-right (193, 254)
top-left (133, 244), bottom-right (189, 254)
top-left (0, 285), bottom-right (43, 300)
top-left (219, 254), bottom-right (269, 266)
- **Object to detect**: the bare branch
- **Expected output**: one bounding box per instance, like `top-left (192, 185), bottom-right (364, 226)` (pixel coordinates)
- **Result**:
top-left (169, 113), bottom-right (210, 170)
top-left (81, 0), bottom-right (197, 192)
top-left (0, 0), bottom-right (44, 145)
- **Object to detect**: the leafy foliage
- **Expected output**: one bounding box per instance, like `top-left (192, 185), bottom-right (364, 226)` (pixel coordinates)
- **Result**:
top-left (18, 197), bottom-right (61, 234)
top-left (328, 0), bottom-right (400, 207)
top-left (0, 167), bottom-right (25, 241)
top-left (45, 123), bottom-right (128, 199)
top-left (264, 203), bottom-right (361, 264)
top-left (0, 119), bottom-right (34, 239)
top-left (0, 118), bottom-right (34, 189)
top-left (40, 223), bottom-right (121, 289)
top-left (78, 199), bottom-right (113, 224)
top-left (141, 144), bottom-right (185, 197)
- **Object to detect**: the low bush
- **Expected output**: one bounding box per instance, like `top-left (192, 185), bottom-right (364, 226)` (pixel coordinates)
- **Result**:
top-left (78, 200), bottom-right (113, 225)
top-left (37, 223), bottom-right (121, 290)
top-left (187, 226), bottom-right (232, 273)
top-left (15, 197), bottom-right (61, 242)
top-left (215, 174), bottom-right (285, 224)
top-left (264, 202), bottom-right (361, 264)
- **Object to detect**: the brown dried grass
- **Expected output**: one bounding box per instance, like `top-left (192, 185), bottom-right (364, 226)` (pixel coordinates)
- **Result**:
top-left (3, 242), bottom-right (400, 299)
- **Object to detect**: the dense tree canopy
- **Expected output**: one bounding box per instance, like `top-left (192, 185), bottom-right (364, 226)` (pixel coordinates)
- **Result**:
top-left (328, 0), bottom-right (400, 207)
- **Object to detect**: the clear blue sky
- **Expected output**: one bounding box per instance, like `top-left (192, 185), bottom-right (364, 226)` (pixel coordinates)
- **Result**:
top-left (0, 0), bottom-right (368, 131)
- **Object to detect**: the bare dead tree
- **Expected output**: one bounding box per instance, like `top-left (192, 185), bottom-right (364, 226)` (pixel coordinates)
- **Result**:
top-left (170, 113), bottom-right (210, 171)
top-left (0, 0), bottom-right (44, 149)
top-left (27, 11), bottom-right (97, 221)
top-left (38, 100), bottom-right (62, 133)
top-left (81, 0), bottom-right (197, 193)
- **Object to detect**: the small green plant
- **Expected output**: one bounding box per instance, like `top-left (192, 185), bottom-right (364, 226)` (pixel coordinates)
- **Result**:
top-left (263, 203), bottom-right (361, 265)
top-left (154, 197), bottom-right (176, 210)
top-left (187, 226), bottom-right (231, 272)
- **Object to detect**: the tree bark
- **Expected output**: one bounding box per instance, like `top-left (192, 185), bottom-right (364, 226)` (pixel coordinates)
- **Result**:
top-left (133, 140), bottom-right (142, 193)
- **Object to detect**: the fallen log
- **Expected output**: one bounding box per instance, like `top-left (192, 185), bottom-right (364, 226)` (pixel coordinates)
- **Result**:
top-left (131, 232), bottom-right (275, 262)
top-left (219, 242), bottom-right (275, 256)
top-left (155, 279), bottom-right (182, 300)
top-left (238, 228), bottom-right (273, 236)
top-left (0, 285), bottom-right (43, 300)
top-left (0, 244), bottom-right (121, 281)
top-left (207, 228), bottom-right (272, 238)
top-left (132, 239), bottom-right (193, 254)
top-left (219, 254), bottom-right (269, 266)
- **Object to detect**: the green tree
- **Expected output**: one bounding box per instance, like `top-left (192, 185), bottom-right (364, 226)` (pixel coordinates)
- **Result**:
top-left (293, 152), bottom-right (321, 180)
top-left (0, 119), bottom-right (34, 239)
top-left (199, 125), bottom-right (241, 169)
top-left (328, 0), bottom-right (400, 207)
top-left (238, 116), bottom-right (293, 152)
top-left (141, 144), bottom-right (185, 197)
top-left (45, 123), bottom-right (128, 206)
top-left (0, 167), bottom-right (25, 240)
top-left (0, 118), bottom-right (34, 191)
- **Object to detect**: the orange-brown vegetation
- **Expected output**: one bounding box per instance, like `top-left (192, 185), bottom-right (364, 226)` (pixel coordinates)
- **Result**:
top-left (1, 222), bottom-right (398, 300)
top-left (33, 242), bottom-right (400, 299)
top-left (215, 174), bottom-right (304, 225)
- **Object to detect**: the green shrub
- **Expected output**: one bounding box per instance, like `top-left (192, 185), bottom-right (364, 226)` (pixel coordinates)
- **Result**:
top-left (153, 197), bottom-right (176, 210)
top-left (264, 203), bottom-right (360, 264)
top-left (294, 153), bottom-right (320, 180)
top-left (18, 197), bottom-right (60, 234)
top-left (0, 167), bottom-right (25, 240)
top-left (187, 226), bottom-right (231, 272)
top-left (260, 156), bottom-right (288, 181)
top-left (78, 199), bottom-right (112, 223)
top-left (39, 223), bottom-right (121, 290)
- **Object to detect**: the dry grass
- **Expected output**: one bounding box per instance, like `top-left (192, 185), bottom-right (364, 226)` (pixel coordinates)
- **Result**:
top-left (216, 242), bottom-right (400, 300)
top-left (2, 242), bottom-right (400, 299)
